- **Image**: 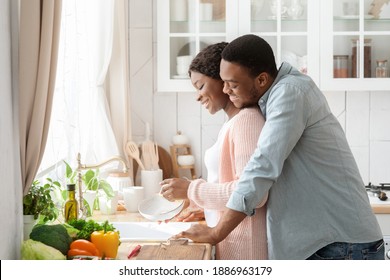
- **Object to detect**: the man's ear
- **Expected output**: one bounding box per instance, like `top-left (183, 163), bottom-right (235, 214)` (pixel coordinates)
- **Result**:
top-left (256, 72), bottom-right (269, 87)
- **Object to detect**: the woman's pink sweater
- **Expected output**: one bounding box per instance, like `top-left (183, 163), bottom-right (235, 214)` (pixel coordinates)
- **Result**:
top-left (188, 107), bottom-right (268, 259)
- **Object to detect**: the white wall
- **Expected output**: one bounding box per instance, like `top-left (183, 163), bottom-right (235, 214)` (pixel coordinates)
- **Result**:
top-left (130, 0), bottom-right (390, 185)
top-left (0, 0), bottom-right (23, 259)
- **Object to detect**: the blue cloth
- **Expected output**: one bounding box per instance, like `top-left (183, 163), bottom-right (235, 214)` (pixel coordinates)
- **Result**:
top-left (227, 63), bottom-right (383, 260)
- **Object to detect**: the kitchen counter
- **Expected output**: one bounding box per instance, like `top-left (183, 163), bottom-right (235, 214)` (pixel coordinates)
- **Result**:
top-left (371, 204), bottom-right (390, 214)
top-left (92, 210), bottom-right (148, 223)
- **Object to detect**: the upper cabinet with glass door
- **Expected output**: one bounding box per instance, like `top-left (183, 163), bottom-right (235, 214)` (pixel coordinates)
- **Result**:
top-left (241, 0), bottom-right (320, 86)
top-left (320, 0), bottom-right (390, 91)
top-left (157, 0), bottom-right (319, 92)
top-left (157, 0), bottom-right (237, 92)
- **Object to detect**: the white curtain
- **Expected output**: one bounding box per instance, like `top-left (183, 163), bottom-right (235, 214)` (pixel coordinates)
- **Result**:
top-left (80, 0), bottom-right (119, 165)
top-left (108, 0), bottom-right (132, 166)
top-left (42, 0), bottom-right (130, 176)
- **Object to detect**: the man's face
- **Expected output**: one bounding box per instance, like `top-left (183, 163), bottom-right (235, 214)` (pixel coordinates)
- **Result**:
top-left (220, 59), bottom-right (265, 109)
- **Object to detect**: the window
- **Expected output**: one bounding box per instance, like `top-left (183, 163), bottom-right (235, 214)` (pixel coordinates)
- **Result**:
top-left (38, 0), bottom-right (119, 181)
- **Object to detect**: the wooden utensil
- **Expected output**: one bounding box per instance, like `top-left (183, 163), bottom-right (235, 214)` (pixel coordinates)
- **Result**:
top-left (126, 141), bottom-right (145, 170)
top-left (143, 142), bottom-right (158, 170)
top-left (132, 146), bottom-right (173, 179)
top-left (152, 142), bottom-right (159, 170)
top-left (141, 123), bottom-right (156, 170)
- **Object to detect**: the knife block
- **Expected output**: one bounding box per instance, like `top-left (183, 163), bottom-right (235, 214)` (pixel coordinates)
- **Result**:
top-left (170, 144), bottom-right (197, 179)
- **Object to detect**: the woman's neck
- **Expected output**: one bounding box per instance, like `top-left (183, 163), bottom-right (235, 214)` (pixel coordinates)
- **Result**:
top-left (224, 101), bottom-right (240, 120)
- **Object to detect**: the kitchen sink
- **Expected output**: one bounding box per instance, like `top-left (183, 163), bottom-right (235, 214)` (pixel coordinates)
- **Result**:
top-left (112, 222), bottom-right (193, 241)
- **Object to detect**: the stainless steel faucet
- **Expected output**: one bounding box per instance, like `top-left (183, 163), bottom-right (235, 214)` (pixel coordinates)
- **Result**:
top-left (76, 152), bottom-right (128, 218)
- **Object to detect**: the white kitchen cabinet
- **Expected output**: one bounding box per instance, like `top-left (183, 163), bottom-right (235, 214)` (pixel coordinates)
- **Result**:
top-left (157, 0), bottom-right (238, 92)
top-left (157, 0), bottom-right (320, 92)
top-left (320, 0), bottom-right (390, 91)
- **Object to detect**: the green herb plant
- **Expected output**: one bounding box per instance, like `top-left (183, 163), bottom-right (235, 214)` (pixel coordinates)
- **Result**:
top-left (64, 161), bottom-right (114, 216)
top-left (23, 178), bottom-right (61, 223)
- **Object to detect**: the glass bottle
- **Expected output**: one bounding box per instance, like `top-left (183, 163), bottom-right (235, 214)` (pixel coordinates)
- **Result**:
top-left (333, 55), bottom-right (348, 78)
top-left (64, 184), bottom-right (78, 222)
top-left (375, 60), bottom-right (388, 78)
top-left (351, 39), bottom-right (372, 78)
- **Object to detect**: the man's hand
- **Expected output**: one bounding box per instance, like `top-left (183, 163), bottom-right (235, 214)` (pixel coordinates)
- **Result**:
top-left (173, 223), bottom-right (222, 245)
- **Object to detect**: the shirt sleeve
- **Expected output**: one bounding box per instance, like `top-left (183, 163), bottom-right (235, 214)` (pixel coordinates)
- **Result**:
top-left (227, 83), bottom-right (308, 216)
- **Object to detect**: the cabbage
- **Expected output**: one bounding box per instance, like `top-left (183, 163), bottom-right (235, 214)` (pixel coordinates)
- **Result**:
top-left (21, 239), bottom-right (66, 260)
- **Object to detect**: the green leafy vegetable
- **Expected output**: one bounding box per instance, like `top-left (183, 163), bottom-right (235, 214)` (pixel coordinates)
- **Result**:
top-left (67, 219), bottom-right (116, 241)
top-left (21, 239), bottom-right (66, 260)
top-left (29, 224), bottom-right (72, 255)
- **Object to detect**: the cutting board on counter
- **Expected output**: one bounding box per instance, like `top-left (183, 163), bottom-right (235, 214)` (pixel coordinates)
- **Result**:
top-left (136, 240), bottom-right (207, 260)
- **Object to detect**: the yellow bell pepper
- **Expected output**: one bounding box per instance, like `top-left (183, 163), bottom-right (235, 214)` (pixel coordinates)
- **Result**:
top-left (90, 230), bottom-right (120, 259)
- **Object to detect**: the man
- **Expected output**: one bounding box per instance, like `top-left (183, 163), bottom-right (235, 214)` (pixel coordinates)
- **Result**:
top-left (175, 34), bottom-right (384, 260)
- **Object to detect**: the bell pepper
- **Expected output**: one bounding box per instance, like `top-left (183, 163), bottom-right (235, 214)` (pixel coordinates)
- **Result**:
top-left (90, 230), bottom-right (120, 259)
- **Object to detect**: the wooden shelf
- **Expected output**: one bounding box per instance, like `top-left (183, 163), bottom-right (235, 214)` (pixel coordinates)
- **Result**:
top-left (170, 145), bottom-right (197, 179)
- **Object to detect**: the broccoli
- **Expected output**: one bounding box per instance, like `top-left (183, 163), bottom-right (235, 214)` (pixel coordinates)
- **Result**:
top-left (29, 224), bottom-right (72, 255)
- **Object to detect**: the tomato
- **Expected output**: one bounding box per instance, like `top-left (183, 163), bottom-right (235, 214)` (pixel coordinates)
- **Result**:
top-left (69, 239), bottom-right (100, 256)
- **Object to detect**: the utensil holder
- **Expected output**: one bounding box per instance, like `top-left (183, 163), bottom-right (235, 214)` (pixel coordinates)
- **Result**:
top-left (141, 169), bottom-right (163, 199)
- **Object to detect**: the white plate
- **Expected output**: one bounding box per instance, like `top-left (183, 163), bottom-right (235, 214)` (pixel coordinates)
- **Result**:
top-left (172, 75), bottom-right (189, 79)
top-left (138, 194), bottom-right (184, 221)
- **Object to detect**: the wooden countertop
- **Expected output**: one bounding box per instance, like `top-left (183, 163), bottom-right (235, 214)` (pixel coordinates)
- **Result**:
top-left (371, 204), bottom-right (390, 214)
top-left (92, 209), bottom-right (148, 223)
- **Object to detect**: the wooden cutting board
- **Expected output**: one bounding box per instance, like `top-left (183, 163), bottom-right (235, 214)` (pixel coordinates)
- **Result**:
top-left (136, 240), bottom-right (206, 260)
top-left (157, 146), bottom-right (173, 179)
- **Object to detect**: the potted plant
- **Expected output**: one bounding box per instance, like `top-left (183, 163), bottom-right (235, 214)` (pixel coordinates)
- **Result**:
top-left (23, 178), bottom-right (61, 239)
top-left (64, 161), bottom-right (115, 216)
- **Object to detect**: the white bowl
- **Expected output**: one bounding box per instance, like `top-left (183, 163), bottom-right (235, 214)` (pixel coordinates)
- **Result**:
top-left (138, 194), bottom-right (184, 221)
top-left (177, 155), bottom-right (195, 166)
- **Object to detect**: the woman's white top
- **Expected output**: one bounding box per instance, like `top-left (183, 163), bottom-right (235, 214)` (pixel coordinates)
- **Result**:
top-left (203, 115), bottom-right (237, 227)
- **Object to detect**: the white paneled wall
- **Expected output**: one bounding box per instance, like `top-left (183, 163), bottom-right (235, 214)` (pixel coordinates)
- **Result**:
top-left (129, 0), bottom-right (390, 184)
top-left (324, 90), bottom-right (390, 185)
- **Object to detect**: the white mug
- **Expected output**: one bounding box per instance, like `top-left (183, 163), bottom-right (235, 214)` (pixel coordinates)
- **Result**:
top-left (170, 0), bottom-right (187, 21)
top-left (200, 3), bottom-right (213, 21)
top-left (123, 186), bottom-right (144, 213)
top-left (99, 191), bottom-right (118, 215)
top-left (343, 1), bottom-right (358, 16)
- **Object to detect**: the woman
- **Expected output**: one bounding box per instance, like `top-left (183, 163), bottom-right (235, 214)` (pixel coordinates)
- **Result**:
top-left (160, 42), bottom-right (267, 260)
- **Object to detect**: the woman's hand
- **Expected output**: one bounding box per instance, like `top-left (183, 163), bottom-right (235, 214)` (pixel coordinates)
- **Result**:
top-left (160, 177), bottom-right (191, 201)
top-left (176, 201), bottom-right (205, 222)
top-left (159, 200), bottom-right (205, 223)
